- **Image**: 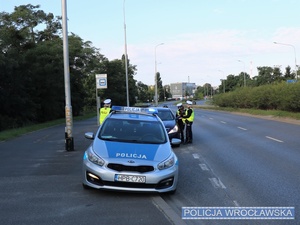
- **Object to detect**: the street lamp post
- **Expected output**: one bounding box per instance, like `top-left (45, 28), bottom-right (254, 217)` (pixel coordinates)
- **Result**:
top-left (238, 60), bottom-right (246, 87)
top-left (155, 43), bottom-right (164, 106)
top-left (274, 42), bottom-right (298, 80)
top-left (123, 0), bottom-right (129, 106)
top-left (61, 0), bottom-right (74, 151)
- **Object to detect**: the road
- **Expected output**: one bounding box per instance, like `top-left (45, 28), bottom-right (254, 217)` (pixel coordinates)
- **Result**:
top-left (0, 118), bottom-right (174, 225)
top-left (0, 107), bottom-right (299, 225)
top-left (164, 105), bottom-right (300, 225)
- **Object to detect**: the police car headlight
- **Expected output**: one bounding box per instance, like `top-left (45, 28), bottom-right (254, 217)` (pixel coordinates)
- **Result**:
top-left (85, 147), bottom-right (105, 166)
top-left (168, 125), bottom-right (179, 134)
top-left (158, 156), bottom-right (175, 170)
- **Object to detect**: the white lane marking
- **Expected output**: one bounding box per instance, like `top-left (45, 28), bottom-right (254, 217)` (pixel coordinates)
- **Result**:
top-left (266, 136), bottom-right (284, 143)
top-left (221, 121), bottom-right (227, 124)
top-left (237, 126), bottom-right (247, 131)
top-left (233, 200), bottom-right (240, 207)
top-left (209, 117), bottom-right (214, 120)
top-left (209, 178), bottom-right (226, 189)
top-left (199, 164), bottom-right (209, 171)
top-left (192, 153), bottom-right (200, 159)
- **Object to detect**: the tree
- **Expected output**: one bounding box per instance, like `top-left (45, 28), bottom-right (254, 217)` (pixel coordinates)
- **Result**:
top-left (0, 4), bottom-right (138, 131)
top-left (284, 66), bottom-right (294, 80)
top-left (136, 81), bottom-right (151, 103)
top-left (257, 66), bottom-right (274, 85)
top-left (156, 72), bottom-right (166, 101)
top-left (194, 86), bottom-right (204, 99)
top-left (0, 4), bottom-right (63, 128)
top-left (98, 57), bottom-right (137, 106)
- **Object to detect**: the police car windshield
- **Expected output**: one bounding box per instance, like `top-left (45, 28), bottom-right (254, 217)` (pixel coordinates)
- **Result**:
top-left (99, 118), bottom-right (167, 144)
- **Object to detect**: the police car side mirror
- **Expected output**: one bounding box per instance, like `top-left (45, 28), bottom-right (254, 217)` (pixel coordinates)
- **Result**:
top-left (85, 132), bottom-right (95, 140)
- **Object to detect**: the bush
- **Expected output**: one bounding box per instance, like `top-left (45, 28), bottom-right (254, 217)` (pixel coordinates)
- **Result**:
top-left (279, 82), bottom-right (300, 112)
top-left (213, 81), bottom-right (300, 112)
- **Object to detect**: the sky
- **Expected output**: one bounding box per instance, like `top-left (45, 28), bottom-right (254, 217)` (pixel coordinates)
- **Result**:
top-left (2, 0), bottom-right (300, 87)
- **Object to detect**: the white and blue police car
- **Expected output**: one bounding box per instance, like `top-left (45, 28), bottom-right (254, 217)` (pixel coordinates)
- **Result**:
top-left (82, 106), bottom-right (181, 193)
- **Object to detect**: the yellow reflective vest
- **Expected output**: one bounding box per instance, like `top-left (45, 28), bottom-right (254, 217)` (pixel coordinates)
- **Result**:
top-left (99, 107), bottom-right (111, 125)
top-left (185, 108), bottom-right (194, 122)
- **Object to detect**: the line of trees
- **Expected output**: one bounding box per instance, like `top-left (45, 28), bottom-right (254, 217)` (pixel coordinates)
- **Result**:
top-left (0, 4), bottom-right (173, 131)
top-left (194, 65), bottom-right (299, 102)
top-left (0, 5), bottom-right (140, 131)
top-left (196, 66), bottom-right (300, 112)
top-left (218, 65), bottom-right (297, 93)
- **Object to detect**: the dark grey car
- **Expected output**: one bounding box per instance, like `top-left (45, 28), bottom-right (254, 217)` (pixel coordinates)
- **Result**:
top-left (154, 107), bottom-right (180, 145)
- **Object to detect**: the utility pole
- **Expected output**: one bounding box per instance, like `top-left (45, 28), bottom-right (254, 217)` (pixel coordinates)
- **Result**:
top-left (62, 0), bottom-right (74, 151)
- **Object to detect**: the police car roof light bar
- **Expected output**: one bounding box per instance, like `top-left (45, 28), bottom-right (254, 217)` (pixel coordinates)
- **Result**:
top-left (111, 106), bottom-right (158, 115)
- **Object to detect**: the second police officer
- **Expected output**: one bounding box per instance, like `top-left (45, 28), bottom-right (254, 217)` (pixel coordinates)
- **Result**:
top-left (176, 103), bottom-right (186, 143)
top-left (180, 100), bottom-right (194, 144)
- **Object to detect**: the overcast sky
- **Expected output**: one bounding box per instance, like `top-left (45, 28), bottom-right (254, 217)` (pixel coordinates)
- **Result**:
top-left (3, 0), bottom-right (300, 86)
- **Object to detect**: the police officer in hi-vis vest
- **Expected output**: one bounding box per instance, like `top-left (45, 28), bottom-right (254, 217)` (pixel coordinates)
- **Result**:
top-left (176, 103), bottom-right (186, 143)
top-left (99, 99), bottom-right (111, 125)
top-left (181, 100), bottom-right (194, 144)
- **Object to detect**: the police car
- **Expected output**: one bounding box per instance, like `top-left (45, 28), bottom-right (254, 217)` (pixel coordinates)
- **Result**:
top-left (82, 106), bottom-right (181, 193)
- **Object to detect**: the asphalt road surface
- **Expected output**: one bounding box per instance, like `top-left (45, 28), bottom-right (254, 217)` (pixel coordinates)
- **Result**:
top-left (164, 106), bottom-right (299, 225)
top-left (1, 107), bottom-right (299, 225)
top-left (0, 118), bottom-right (176, 225)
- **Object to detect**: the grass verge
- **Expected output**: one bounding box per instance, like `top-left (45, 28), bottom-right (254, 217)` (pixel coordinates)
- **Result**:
top-left (0, 112), bottom-right (96, 142)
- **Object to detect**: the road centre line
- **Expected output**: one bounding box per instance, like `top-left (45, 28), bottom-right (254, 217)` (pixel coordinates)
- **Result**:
top-left (192, 153), bottom-right (199, 159)
top-left (237, 126), bottom-right (247, 131)
top-left (266, 136), bottom-right (284, 143)
top-left (209, 178), bottom-right (226, 189)
top-left (199, 163), bottom-right (209, 171)
top-left (220, 121), bottom-right (227, 124)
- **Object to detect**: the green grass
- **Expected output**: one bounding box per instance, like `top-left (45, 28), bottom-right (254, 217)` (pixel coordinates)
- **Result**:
top-left (0, 112), bottom-right (96, 142)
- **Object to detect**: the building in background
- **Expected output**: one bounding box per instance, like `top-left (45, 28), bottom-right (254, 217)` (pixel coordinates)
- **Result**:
top-left (170, 82), bottom-right (196, 100)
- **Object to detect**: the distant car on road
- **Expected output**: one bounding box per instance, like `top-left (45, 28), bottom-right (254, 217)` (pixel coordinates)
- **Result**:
top-left (82, 106), bottom-right (181, 193)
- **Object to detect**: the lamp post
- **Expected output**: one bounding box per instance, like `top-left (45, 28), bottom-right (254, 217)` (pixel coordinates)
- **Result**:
top-left (238, 60), bottom-right (246, 87)
top-left (123, 0), bottom-right (129, 106)
top-left (61, 0), bottom-right (74, 151)
top-left (155, 43), bottom-right (164, 106)
top-left (274, 42), bottom-right (298, 80)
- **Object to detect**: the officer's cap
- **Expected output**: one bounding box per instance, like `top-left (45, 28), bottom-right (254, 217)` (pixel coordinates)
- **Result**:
top-left (186, 100), bottom-right (193, 105)
top-left (176, 103), bottom-right (182, 107)
top-left (104, 99), bottom-right (111, 104)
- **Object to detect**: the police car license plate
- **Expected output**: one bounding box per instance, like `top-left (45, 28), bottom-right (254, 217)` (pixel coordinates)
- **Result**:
top-left (115, 174), bottom-right (146, 183)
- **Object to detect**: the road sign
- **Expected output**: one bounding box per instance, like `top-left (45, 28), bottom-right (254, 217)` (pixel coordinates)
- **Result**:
top-left (286, 79), bottom-right (297, 83)
top-left (96, 74), bottom-right (107, 89)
